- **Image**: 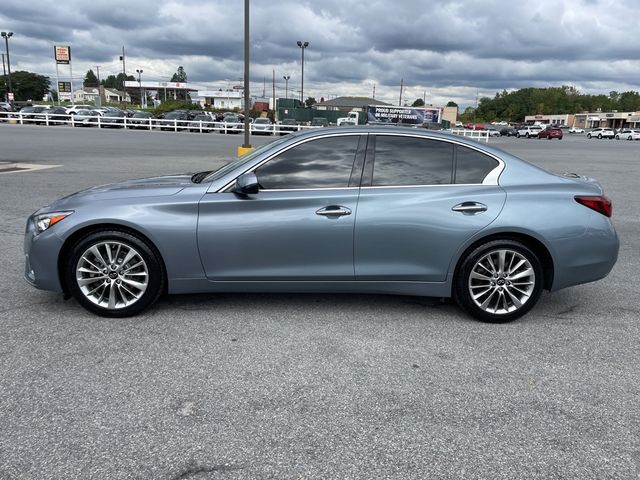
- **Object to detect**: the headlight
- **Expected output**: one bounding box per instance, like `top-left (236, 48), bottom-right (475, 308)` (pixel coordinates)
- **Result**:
top-left (35, 211), bottom-right (74, 235)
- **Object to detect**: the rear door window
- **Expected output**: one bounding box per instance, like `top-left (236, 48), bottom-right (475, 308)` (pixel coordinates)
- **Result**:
top-left (371, 136), bottom-right (453, 186)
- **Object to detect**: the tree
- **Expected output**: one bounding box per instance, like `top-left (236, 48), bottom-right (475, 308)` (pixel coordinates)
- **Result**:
top-left (446, 101), bottom-right (458, 108)
top-left (0, 71), bottom-right (50, 101)
top-left (84, 69), bottom-right (99, 87)
top-left (170, 66), bottom-right (188, 83)
top-left (101, 73), bottom-right (134, 91)
top-left (412, 98), bottom-right (425, 107)
top-left (304, 96), bottom-right (316, 107)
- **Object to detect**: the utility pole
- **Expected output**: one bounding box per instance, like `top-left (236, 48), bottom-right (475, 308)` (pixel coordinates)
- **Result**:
top-left (423, 90), bottom-right (426, 106)
top-left (119, 46), bottom-right (126, 100)
top-left (399, 78), bottom-right (404, 106)
top-left (241, 0), bottom-right (251, 151)
top-left (136, 69), bottom-right (144, 108)
top-left (1, 53), bottom-right (6, 102)
top-left (272, 68), bottom-right (276, 121)
top-left (283, 75), bottom-right (290, 99)
top-left (1, 32), bottom-right (13, 103)
top-left (95, 66), bottom-right (103, 106)
top-left (372, 83), bottom-right (375, 100)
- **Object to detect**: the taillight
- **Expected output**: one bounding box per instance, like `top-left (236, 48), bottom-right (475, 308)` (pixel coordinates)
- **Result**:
top-left (575, 195), bottom-right (612, 217)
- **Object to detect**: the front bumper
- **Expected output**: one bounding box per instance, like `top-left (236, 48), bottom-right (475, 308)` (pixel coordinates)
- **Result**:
top-left (23, 216), bottom-right (65, 292)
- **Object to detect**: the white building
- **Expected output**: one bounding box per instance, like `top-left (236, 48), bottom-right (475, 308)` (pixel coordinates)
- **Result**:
top-left (73, 87), bottom-right (130, 104)
top-left (194, 90), bottom-right (243, 109)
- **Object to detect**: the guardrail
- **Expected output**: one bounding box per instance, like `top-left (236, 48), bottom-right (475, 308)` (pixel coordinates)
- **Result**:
top-left (449, 129), bottom-right (491, 143)
top-left (0, 111), bottom-right (324, 135)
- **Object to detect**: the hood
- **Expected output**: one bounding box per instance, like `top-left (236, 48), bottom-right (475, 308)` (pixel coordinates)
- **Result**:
top-left (50, 173), bottom-right (194, 208)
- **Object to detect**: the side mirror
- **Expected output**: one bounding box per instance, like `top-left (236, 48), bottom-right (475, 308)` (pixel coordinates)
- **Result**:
top-left (233, 172), bottom-right (260, 195)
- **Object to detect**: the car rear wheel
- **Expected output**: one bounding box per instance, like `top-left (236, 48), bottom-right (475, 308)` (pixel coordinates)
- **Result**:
top-left (598, 134), bottom-right (603, 139)
top-left (454, 240), bottom-right (544, 323)
top-left (65, 230), bottom-right (165, 317)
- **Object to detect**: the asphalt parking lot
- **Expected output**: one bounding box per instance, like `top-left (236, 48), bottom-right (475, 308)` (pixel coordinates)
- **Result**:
top-left (0, 125), bottom-right (638, 479)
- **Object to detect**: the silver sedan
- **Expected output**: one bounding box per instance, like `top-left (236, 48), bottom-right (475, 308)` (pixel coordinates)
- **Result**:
top-left (24, 127), bottom-right (618, 322)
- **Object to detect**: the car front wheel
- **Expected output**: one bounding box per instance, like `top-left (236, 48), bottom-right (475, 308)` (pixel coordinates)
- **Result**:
top-left (587, 133), bottom-right (592, 139)
top-left (454, 240), bottom-right (544, 323)
top-left (65, 230), bottom-right (165, 317)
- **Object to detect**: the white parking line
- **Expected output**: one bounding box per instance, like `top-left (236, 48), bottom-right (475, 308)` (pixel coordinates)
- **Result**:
top-left (0, 163), bottom-right (61, 174)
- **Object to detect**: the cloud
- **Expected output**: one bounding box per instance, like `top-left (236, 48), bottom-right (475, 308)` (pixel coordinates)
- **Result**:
top-left (0, 0), bottom-right (638, 107)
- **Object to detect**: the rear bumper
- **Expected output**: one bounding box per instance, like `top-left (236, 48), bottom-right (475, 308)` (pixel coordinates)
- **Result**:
top-left (551, 214), bottom-right (619, 291)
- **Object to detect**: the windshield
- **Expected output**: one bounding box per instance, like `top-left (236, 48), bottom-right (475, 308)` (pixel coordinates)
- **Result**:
top-left (165, 112), bottom-right (182, 119)
top-left (200, 135), bottom-right (291, 184)
top-left (133, 112), bottom-right (151, 118)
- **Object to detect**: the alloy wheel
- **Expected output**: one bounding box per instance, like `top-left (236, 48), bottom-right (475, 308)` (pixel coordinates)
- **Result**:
top-left (467, 248), bottom-right (535, 315)
top-left (75, 241), bottom-right (149, 309)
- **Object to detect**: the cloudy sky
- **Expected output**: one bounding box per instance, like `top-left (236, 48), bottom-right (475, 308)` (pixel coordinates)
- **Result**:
top-left (1, 0), bottom-right (639, 107)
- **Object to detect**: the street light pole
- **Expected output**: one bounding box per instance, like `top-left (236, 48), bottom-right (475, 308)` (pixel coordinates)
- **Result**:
top-left (136, 69), bottom-right (143, 108)
top-left (283, 75), bottom-right (290, 99)
top-left (1, 32), bottom-right (13, 103)
top-left (242, 0), bottom-right (251, 150)
top-left (296, 41), bottom-right (308, 104)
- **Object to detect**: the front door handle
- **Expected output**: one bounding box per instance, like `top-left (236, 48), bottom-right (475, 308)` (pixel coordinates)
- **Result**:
top-left (452, 202), bottom-right (488, 214)
top-left (316, 206), bottom-right (352, 218)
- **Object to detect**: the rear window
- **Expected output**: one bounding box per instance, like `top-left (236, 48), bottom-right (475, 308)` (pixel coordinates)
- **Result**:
top-left (454, 146), bottom-right (499, 184)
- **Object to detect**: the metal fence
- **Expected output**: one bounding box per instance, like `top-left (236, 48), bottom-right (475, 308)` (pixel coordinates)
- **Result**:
top-left (449, 129), bottom-right (491, 143)
top-left (0, 111), bottom-right (324, 135)
top-left (1, 112), bottom-right (494, 142)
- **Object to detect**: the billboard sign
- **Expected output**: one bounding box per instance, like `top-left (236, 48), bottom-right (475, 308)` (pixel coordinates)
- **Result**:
top-left (54, 45), bottom-right (71, 64)
top-left (367, 106), bottom-right (441, 125)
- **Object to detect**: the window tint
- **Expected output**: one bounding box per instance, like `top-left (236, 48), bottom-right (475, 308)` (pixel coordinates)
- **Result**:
top-left (372, 136), bottom-right (453, 186)
top-left (256, 135), bottom-right (359, 189)
top-left (454, 146), bottom-right (499, 184)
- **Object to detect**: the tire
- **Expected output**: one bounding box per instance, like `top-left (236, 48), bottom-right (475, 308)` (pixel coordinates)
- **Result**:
top-left (587, 133), bottom-right (592, 139)
top-left (516, 133), bottom-right (521, 138)
top-left (64, 230), bottom-right (165, 318)
top-left (526, 133), bottom-right (530, 138)
top-left (598, 134), bottom-right (602, 139)
top-left (454, 239), bottom-right (544, 323)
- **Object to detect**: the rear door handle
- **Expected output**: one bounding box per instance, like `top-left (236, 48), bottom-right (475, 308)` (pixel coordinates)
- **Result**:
top-left (316, 206), bottom-right (352, 218)
top-left (452, 202), bottom-right (488, 214)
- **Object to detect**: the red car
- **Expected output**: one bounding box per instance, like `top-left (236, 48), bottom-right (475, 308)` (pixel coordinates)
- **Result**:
top-left (538, 127), bottom-right (563, 140)
top-left (463, 123), bottom-right (486, 130)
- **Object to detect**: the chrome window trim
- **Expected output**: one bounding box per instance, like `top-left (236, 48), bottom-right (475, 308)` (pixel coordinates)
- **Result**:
top-left (218, 132), bottom-right (365, 193)
top-left (370, 132), bottom-right (505, 187)
top-left (217, 131), bottom-right (505, 193)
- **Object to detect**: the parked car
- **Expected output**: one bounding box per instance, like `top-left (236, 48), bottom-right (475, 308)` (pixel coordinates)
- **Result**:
top-left (568, 127), bottom-right (585, 134)
top-left (219, 115), bottom-right (243, 134)
top-left (537, 127), bottom-right (563, 140)
top-left (23, 127), bottom-right (618, 323)
top-left (157, 111), bottom-right (189, 131)
top-left (127, 111), bottom-right (154, 129)
top-left (587, 128), bottom-right (615, 139)
top-left (516, 125), bottom-right (544, 138)
top-left (278, 118), bottom-right (300, 135)
top-left (72, 110), bottom-right (102, 127)
top-left (40, 107), bottom-right (70, 124)
top-left (485, 127), bottom-right (501, 137)
top-left (500, 127), bottom-right (518, 136)
top-left (615, 129), bottom-right (640, 140)
top-left (463, 123), bottom-right (486, 130)
top-left (251, 117), bottom-right (273, 135)
top-left (17, 106), bottom-right (48, 125)
top-left (311, 117), bottom-right (329, 127)
top-left (100, 110), bottom-right (128, 128)
top-left (65, 105), bottom-right (93, 115)
top-left (189, 114), bottom-right (216, 132)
